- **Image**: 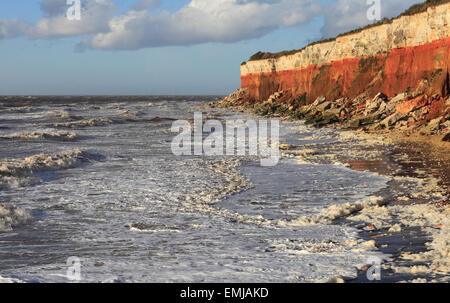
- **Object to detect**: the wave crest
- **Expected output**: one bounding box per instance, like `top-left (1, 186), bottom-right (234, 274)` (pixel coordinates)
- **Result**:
top-left (0, 203), bottom-right (32, 232)
top-left (43, 117), bottom-right (113, 128)
top-left (1, 131), bottom-right (78, 141)
top-left (0, 150), bottom-right (93, 190)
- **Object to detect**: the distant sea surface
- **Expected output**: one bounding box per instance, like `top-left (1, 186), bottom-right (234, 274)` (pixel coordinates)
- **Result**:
top-left (0, 96), bottom-right (388, 282)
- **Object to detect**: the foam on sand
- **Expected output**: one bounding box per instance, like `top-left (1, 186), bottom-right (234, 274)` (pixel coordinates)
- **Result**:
top-left (356, 202), bottom-right (450, 279)
top-left (278, 196), bottom-right (386, 227)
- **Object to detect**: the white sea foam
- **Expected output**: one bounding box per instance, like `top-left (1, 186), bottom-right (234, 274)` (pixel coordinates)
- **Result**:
top-left (351, 202), bottom-right (450, 280)
top-left (116, 110), bottom-right (143, 118)
top-left (45, 109), bottom-right (83, 121)
top-left (127, 223), bottom-right (181, 233)
top-left (43, 117), bottom-right (114, 128)
top-left (278, 196), bottom-right (386, 227)
top-left (0, 203), bottom-right (31, 232)
top-left (1, 131), bottom-right (78, 140)
top-left (1, 106), bottom-right (34, 113)
top-left (0, 149), bottom-right (92, 190)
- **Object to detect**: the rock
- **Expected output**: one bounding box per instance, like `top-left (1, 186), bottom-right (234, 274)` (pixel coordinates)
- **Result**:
top-left (385, 92), bottom-right (408, 113)
top-left (373, 92), bottom-right (388, 102)
top-left (429, 117), bottom-right (442, 131)
top-left (351, 93), bottom-right (368, 106)
top-left (326, 276), bottom-right (345, 283)
top-left (266, 91), bottom-right (284, 104)
top-left (420, 117), bottom-right (442, 134)
top-left (330, 98), bottom-right (346, 110)
top-left (312, 96), bottom-right (326, 106)
top-left (375, 101), bottom-right (387, 116)
top-left (396, 95), bottom-right (428, 115)
top-left (335, 98), bottom-right (347, 104)
top-left (390, 92), bottom-right (408, 104)
top-left (330, 102), bottom-right (342, 110)
top-left (380, 112), bottom-right (403, 129)
top-left (443, 133), bottom-right (450, 142)
top-left (317, 101), bottom-right (332, 112)
top-left (220, 88), bottom-right (248, 105)
top-left (305, 110), bottom-right (339, 128)
top-left (364, 97), bottom-right (383, 116)
top-left (348, 118), bottom-right (361, 129)
top-left (411, 107), bottom-right (428, 121)
top-left (339, 108), bottom-right (349, 118)
top-left (395, 120), bottom-right (408, 129)
top-left (345, 114), bottom-right (381, 129)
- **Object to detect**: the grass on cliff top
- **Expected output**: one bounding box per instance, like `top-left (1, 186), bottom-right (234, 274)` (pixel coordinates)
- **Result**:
top-left (243, 0), bottom-right (450, 64)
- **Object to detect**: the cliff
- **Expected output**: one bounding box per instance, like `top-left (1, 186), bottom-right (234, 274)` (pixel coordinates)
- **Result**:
top-left (213, 1), bottom-right (450, 138)
top-left (240, 2), bottom-right (450, 104)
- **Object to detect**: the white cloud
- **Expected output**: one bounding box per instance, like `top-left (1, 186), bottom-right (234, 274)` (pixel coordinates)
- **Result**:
top-left (81, 0), bottom-right (321, 50)
top-left (0, 0), bottom-right (425, 49)
top-left (31, 0), bottom-right (116, 39)
top-left (0, 19), bottom-right (30, 39)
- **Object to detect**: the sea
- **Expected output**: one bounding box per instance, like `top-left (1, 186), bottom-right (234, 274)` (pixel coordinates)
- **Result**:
top-left (0, 96), bottom-right (390, 282)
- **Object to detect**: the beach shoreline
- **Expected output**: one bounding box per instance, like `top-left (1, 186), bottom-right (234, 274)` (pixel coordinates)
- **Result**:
top-left (350, 132), bottom-right (449, 282)
top-left (208, 95), bottom-right (450, 282)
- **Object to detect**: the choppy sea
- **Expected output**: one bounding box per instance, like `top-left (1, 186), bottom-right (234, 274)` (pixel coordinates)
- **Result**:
top-left (0, 96), bottom-right (389, 282)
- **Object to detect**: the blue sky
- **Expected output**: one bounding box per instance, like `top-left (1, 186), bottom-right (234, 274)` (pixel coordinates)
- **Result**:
top-left (0, 0), bottom-right (421, 95)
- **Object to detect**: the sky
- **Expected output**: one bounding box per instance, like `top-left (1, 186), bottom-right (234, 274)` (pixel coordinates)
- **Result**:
top-left (0, 0), bottom-right (423, 95)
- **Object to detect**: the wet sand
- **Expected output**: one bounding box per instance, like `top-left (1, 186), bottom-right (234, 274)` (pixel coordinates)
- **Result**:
top-left (390, 133), bottom-right (450, 195)
top-left (345, 132), bottom-right (449, 282)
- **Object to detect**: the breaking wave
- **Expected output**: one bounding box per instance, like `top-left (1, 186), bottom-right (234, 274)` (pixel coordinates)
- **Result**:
top-left (127, 223), bottom-right (181, 233)
top-left (0, 203), bottom-right (32, 232)
top-left (0, 150), bottom-right (95, 190)
top-left (46, 110), bottom-right (83, 121)
top-left (1, 131), bottom-right (78, 141)
top-left (0, 106), bottom-right (34, 113)
top-left (42, 117), bottom-right (114, 128)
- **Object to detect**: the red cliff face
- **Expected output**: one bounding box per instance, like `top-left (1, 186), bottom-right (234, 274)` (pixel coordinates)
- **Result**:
top-left (241, 38), bottom-right (450, 104)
